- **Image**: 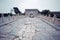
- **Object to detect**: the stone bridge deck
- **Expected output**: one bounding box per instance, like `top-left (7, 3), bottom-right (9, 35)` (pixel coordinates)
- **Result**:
top-left (0, 17), bottom-right (60, 40)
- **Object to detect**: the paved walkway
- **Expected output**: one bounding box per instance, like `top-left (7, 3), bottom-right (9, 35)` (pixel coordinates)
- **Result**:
top-left (0, 17), bottom-right (60, 40)
top-left (14, 17), bottom-right (60, 40)
top-left (18, 22), bottom-right (36, 40)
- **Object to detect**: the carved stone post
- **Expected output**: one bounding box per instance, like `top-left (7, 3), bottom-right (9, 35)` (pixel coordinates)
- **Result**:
top-left (53, 14), bottom-right (56, 24)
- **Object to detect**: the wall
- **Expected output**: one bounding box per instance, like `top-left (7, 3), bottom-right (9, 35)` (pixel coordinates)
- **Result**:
top-left (25, 10), bottom-right (38, 16)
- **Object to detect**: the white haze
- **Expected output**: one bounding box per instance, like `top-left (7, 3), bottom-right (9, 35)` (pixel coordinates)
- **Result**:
top-left (0, 0), bottom-right (60, 13)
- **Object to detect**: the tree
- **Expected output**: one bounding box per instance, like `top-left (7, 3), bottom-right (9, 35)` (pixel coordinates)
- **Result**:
top-left (0, 14), bottom-right (2, 17)
top-left (41, 10), bottom-right (50, 16)
top-left (50, 13), bottom-right (54, 17)
top-left (3, 13), bottom-right (9, 17)
top-left (13, 7), bottom-right (21, 15)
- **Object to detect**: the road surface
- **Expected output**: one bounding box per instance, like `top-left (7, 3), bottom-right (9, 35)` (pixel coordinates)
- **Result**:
top-left (0, 17), bottom-right (60, 40)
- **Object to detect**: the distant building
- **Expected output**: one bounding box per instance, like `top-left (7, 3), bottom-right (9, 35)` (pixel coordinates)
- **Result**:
top-left (25, 9), bottom-right (40, 16)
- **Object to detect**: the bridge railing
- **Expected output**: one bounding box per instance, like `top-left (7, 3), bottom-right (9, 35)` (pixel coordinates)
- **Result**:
top-left (0, 15), bottom-right (21, 26)
top-left (53, 18), bottom-right (60, 26)
top-left (39, 14), bottom-right (60, 26)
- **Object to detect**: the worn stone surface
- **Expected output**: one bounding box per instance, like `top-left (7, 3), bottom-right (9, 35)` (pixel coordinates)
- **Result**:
top-left (0, 16), bottom-right (60, 40)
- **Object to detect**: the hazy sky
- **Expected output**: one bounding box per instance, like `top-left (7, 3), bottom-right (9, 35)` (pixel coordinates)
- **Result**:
top-left (0, 0), bottom-right (60, 13)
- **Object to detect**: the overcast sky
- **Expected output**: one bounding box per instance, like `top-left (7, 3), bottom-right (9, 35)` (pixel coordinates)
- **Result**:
top-left (0, 0), bottom-right (60, 13)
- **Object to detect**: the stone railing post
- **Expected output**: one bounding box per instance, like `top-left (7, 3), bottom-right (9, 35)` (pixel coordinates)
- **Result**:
top-left (53, 14), bottom-right (56, 24)
top-left (2, 14), bottom-right (4, 23)
top-left (8, 14), bottom-right (10, 21)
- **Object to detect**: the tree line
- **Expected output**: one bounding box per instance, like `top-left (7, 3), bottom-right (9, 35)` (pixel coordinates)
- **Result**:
top-left (40, 10), bottom-right (60, 18)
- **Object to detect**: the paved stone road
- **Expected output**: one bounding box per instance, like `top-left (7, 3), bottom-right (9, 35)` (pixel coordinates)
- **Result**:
top-left (17, 18), bottom-right (36, 40)
top-left (14, 17), bottom-right (60, 40)
top-left (0, 17), bottom-right (60, 40)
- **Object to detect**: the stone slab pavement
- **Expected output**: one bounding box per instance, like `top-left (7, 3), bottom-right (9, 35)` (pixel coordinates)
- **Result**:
top-left (0, 17), bottom-right (60, 40)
